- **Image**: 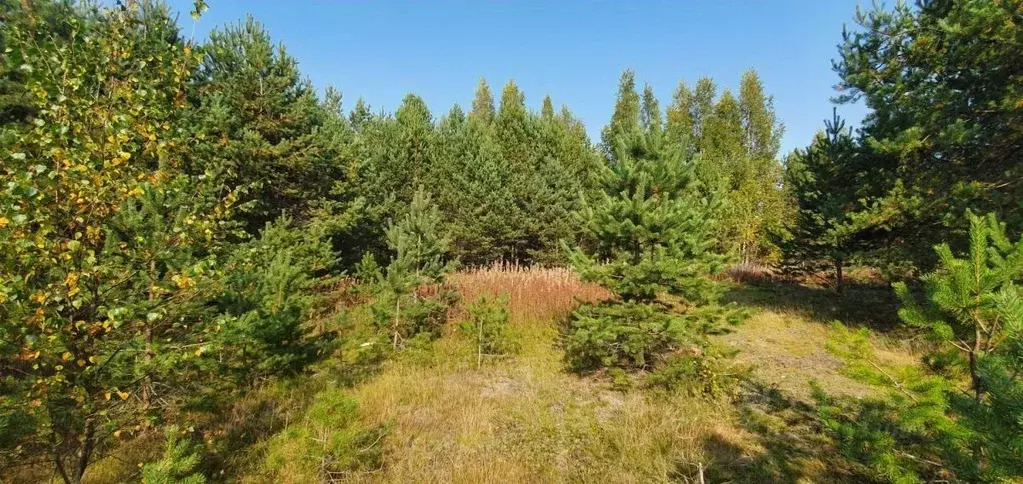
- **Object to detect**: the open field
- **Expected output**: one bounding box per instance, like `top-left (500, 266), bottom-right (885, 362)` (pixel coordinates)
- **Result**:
top-left (227, 268), bottom-right (913, 484)
top-left (6, 267), bottom-right (916, 484)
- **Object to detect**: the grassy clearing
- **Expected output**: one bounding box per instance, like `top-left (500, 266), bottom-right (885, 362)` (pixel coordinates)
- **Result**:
top-left (66, 269), bottom-right (911, 483)
top-left (254, 270), bottom-right (904, 483)
top-left (718, 284), bottom-right (918, 401)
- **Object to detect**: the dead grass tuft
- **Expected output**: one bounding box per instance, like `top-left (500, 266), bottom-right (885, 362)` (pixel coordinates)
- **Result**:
top-left (451, 262), bottom-right (610, 322)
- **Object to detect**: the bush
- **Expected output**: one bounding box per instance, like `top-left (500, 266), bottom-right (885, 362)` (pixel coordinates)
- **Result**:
top-left (142, 427), bottom-right (206, 484)
top-left (564, 301), bottom-right (691, 371)
top-left (459, 295), bottom-right (519, 368)
top-left (262, 387), bottom-right (386, 481)
top-left (213, 217), bottom-right (336, 380)
top-left (646, 351), bottom-right (745, 397)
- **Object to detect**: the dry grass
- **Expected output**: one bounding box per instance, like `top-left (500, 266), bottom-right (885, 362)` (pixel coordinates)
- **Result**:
top-left (284, 267), bottom-right (903, 483)
top-left (45, 266), bottom-right (918, 484)
top-left (451, 262), bottom-right (610, 322)
top-left (341, 320), bottom-right (721, 483)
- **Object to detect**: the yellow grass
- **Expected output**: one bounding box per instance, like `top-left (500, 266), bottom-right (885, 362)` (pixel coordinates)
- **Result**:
top-left (451, 262), bottom-right (610, 322)
top-left (48, 268), bottom-right (914, 484)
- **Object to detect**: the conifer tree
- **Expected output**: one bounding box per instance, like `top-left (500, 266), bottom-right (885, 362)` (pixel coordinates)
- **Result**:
top-left (564, 129), bottom-right (736, 370)
top-left (213, 217), bottom-right (333, 381)
top-left (496, 81), bottom-right (532, 170)
top-left (816, 212), bottom-right (1023, 482)
top-left (431, 104), bottom-right (523, 265)
top-left (142, 427), bottom-right (207, 484)
top-left (192, 16), bottom-right (335, 231)
top-left (541, 94), bottom-right (556, 120)
top-left (362, 190), bottom-right (456, 348)
top-left (348, 97), bottom-right (373, 133)
top-left (829, 0), bottom-right (1023, 271)
top-left (600, 70), bottom-right (641, 160)
top-left (783, 110), bottom-right (859, 292)
top-left (469, 78), bottom-right (496, 124)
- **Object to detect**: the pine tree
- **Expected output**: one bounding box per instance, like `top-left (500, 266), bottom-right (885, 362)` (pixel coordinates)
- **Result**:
top-left (192, 15), bottom-right (335, 232)
top-left (495, 80), bottom-right (543, 261)
top-left (600, 70), bottom-right (641, 160)
top-left (783, 110), bottom-right (859, 293)
top-left (564, 129), bottom-right (737, 370)
top-left (541, 94), bottom-right (556, 120)
top-left (816, 212), bottom-right (1023, 482)
top-left (430, 103), bottom-right (523, 265)
top-left (830, 0), bottom-right (1023, 272)
top-left (214, 217), bottom-right (334, 381)
top-left (142, 427), bottom-right (206, 484)
top-left (362, 190), bottom-right (456, 348)
top-left (348, 97), bottom-right (373, 133)
top-left (469, 78), bottom-right (496, 125)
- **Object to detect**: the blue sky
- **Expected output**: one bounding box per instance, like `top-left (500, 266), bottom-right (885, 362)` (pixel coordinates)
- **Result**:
top-left (167, 1), bottom-right (870, 154)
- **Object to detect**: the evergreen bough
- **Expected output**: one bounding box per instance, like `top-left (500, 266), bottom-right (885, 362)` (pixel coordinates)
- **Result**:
top-left (564, 129), bottom-right (740, 372)
top-left (359, 189), bottom-right (457, 348)
top-left (816, 211), bottom-right (1023, 483)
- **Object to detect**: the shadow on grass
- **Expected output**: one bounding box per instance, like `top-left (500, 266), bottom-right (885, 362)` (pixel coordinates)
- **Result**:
top-left (724, 282), bottom-right (902, 332)
top-left (700, 381), bottom-right (878, 484)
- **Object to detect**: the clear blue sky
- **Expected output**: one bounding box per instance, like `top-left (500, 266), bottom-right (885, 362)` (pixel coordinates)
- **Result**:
top-left (167, 1), bottom-right (869, 154)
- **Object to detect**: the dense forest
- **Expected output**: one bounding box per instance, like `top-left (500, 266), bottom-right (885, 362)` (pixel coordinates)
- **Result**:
top-left (1, 0), bottom-right (1021, 483)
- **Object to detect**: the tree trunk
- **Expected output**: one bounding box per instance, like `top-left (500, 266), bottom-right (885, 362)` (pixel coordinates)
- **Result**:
top-left (72, 418), bottom-right (95, 484)
top-left (834, 256), bottom-right (844, 296)
top-left (477, 316), bottom-right (484, 370)
top-left (392, 299), bottom-right (401, 349)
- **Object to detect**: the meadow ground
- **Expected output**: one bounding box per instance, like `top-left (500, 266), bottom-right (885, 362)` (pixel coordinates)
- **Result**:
top-left (76, 266), bottom-right (915, 484)
top-left (242, 266), bottom-right (914, 484)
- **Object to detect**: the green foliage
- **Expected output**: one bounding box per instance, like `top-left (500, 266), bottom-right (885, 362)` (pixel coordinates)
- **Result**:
top-left (564, 301), bottom-right (692, 370)
top-left (0, 3), bottom-right (234, 480)
top-left (362, 190), bottom-right (457, 348)
top-left (459, 295), bottom-right (519, 368)
top-left (564, 128), bottom-right (741, 372)
top-left (662, 71), bottom-right (788, 264)
top-left (827, 0), bottom-right (1023, 271)
top-left (782, 109), bottom-right (862, 290)
top-left (566, 130), bottom-right (728, 304)
top-left (142, 427), bottom-right (207, 484)
top-left (192, 15), bottom-right (339, 231)
top-left (816, 212), bottom-right (1023, 482)
top-left (646, 350), bottom-right (744, 397)
top-left (213, 217), bottom-right (334, 380)
top-left (262, 387), bottom-right (386, 481)
top-left (600, 70), bottom-right (641, 161)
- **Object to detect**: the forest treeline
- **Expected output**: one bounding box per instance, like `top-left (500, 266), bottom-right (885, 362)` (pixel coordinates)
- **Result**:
top-left (1, 0), bottom-right (1021, 483)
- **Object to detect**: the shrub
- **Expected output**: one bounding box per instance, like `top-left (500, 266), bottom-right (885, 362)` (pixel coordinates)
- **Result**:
top-left (142, 426), bottom-right (206, 484)
top-left (459, 295), bottom-right (519, 368)
top-left (646, 350), bottom-right (745, 397)
top-left (213, 216), bottom-right (336, 380)
top-left (262, 387), bottom-right (386, 481)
